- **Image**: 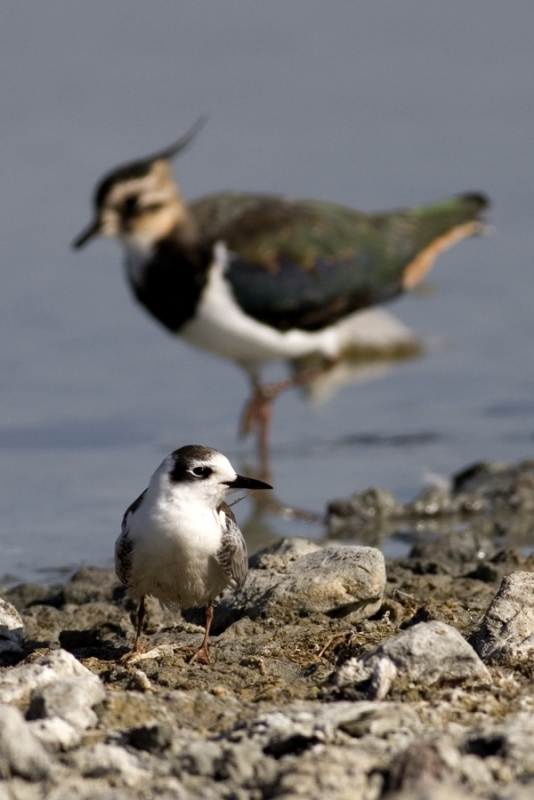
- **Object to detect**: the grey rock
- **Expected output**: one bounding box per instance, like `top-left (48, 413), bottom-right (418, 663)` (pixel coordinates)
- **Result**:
top-left (0, 597), bottom-right (24, 653)
top-left (473, 572), bottom-right (534, 662)
top-left (214, 539), bottom-right (386, 631)
top-left (0, 648), bottom-right (99, 705)
top-left (269, 545), bottom-right (386, 619)
top-left (0, 704), bottom-right (51, 781)
top-left (333, 621), bottom-right (490, 697)
top-left (27, 674), bottom-right (105, 731)
top-left (452, 460), bottom-right (534, 507)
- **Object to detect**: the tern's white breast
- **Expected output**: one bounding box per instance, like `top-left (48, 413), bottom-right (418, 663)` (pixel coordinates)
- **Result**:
top-left (126, 493), bottom-right (229, 608)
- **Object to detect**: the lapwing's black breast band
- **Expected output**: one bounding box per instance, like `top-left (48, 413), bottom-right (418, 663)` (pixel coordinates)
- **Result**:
top-left (132, 239), bottom-right (212, 333)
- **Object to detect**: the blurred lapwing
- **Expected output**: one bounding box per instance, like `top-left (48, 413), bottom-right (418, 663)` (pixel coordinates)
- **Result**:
top-left (73, 119), bottom-right (489, 457)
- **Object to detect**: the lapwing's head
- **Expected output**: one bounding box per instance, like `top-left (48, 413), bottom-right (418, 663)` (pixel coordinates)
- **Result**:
top-left (73, 117), bottom-right (206, 250)
top-left (156, 445), bottom-right (272, 509)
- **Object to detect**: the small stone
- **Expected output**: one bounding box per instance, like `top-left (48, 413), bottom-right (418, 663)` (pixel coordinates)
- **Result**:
top-left (368, 657), bottom-right (398, 701)
top-left (0, 704), bottom-right (51, 781)
top-left (473, 571), bottom-right (534, 662)
top-left (328, 486), bottom-right (402, 522)
top-left (333, 621), bottom-right (490, 697)
top-left (0, 597), bottom-right (24, 653)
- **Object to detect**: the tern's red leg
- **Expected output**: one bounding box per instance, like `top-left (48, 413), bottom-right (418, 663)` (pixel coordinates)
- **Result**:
top-left (188, 603), bottom-right (214, 664)
top-left (132, 595), bottom-right (146, 653)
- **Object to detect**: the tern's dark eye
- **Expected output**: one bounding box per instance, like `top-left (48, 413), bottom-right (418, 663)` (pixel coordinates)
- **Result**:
top-left (192, 466), bottom-right (212, 479)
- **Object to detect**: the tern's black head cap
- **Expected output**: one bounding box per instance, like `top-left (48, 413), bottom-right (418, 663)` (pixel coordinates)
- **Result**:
top-left (169, 444), bottom-right (218, 482)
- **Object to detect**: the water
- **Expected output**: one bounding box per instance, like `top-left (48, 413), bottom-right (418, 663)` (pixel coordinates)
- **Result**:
top-left (2, 3), bottom-right (533, 584)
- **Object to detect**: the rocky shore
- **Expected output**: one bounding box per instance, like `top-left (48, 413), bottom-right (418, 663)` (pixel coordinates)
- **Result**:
top-left (2, 459), bottom-right (534, 799)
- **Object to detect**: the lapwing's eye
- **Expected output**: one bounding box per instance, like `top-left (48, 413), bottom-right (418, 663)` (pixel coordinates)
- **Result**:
top-left (123, 195), bottom-right (140, 216)
top-left (192, 466), bottom-right (212, 479)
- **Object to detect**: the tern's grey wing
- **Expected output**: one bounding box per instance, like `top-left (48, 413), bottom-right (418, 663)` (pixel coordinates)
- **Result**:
top-left (216, 502), bottom-right (248, 589)
top-left (115, 489), bottom-right (147, 586)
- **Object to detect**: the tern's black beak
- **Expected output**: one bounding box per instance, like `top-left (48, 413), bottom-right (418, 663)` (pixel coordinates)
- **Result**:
top-left (226, 475), bottom-right (272, 491)
top-left (72, 219), bottom-right (102, 249)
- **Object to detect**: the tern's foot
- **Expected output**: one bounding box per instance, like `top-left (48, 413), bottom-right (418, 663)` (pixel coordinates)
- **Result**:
top-left (186, 644), bottom-right (211, 665)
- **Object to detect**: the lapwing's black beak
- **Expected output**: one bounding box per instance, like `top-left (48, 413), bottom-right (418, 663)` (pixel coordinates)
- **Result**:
top-left (226, 475), bottom-right (272, 491)
top-left (72, 219), bottom-right (102, 249)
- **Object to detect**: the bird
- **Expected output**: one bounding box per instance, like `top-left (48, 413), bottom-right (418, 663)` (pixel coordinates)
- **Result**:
top-left (73, 119), bottom-right (489, 458)
top-left (115, 444), bottom-right (272, 662)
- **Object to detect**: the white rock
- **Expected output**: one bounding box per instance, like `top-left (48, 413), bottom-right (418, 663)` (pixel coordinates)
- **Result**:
top-left (0, 597), bottom-right (24, 653)
top-left (473, 572), bottom-right (534, 662)
top-left (0, 704), bottom-right (51, 781)
top-left (0, 648), bottom-right (100, 705)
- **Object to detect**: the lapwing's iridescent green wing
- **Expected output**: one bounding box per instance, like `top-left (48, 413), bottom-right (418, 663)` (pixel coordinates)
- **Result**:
top-left (190, 193), bottom-right (487, 332)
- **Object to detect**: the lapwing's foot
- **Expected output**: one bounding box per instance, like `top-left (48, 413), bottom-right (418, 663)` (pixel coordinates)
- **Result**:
top-left (239, 385), bottom-right (274, 439)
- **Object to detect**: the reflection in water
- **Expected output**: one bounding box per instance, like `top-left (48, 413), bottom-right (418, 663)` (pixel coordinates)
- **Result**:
top-left (232, 333), bottom-right (432, 558)
top-left (238, 452), bottom-right (534, 565)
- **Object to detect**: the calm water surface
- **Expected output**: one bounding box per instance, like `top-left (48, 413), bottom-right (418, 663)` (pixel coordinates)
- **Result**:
top-left (1, 4), bottom-right (533, 583)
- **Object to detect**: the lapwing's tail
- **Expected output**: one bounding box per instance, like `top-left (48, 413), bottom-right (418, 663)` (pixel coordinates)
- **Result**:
top-left (400, 192), bottom-right (490, 290)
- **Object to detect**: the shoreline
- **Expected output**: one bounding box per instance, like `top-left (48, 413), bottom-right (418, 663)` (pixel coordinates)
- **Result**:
top-left (1, 458), bottom-right (534, 798)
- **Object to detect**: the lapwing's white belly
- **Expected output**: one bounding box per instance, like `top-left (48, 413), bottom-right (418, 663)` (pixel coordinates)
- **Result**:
top-left (180, 244), bottom-right (340, 370)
